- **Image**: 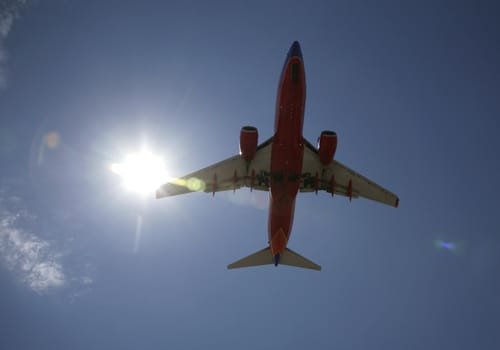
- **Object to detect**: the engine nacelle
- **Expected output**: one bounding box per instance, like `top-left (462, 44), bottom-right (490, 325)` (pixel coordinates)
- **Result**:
top-left (240, 126), bottom-right (258, 161)
top-left (317, 130), bottom-right (337, 165)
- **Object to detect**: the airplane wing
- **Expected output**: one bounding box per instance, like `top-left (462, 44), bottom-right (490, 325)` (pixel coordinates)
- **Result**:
top-left (156, 137), bottom-right (273, 198)
top-left (300, 138), bottom-right (399, 207)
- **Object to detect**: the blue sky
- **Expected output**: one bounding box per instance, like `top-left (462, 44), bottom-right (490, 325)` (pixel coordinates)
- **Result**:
top-left (1, 1), bottom-right (499, 349)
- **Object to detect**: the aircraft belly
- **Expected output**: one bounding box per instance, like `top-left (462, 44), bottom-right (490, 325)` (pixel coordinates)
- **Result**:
top-left (268, 196), bottom-right (296, 256)
top-left (268, 143), bottom-right (302, 243)
top-left (268, 61), bottom-right (306, 255)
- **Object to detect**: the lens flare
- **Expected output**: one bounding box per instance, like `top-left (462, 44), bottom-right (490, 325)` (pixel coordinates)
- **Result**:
top-left (434, 239), bottom-right (464, 255)
top-left (111, 150), bottom-right (168, 195)
top-left (44, 132), bottom-right (60, 149)
top-left (186, 177), bottom-right (205, 192)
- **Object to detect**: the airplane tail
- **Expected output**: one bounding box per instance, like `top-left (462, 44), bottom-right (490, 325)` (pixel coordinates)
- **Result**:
top-left (227, 247), bottom-right (321, 271)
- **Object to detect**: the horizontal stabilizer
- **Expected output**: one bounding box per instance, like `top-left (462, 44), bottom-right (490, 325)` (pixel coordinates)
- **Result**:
top-left (281, 247), bottom-right (322, 271)
top-left (227, 247), bottom-right (321, 271)
top-left (227, 247), bottom-right (272, 269)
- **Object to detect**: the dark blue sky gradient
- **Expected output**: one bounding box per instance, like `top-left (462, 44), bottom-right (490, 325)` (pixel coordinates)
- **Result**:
top-left (1, 1), bottom-right (499, 349)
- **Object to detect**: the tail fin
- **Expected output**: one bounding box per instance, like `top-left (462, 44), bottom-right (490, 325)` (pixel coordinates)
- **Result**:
top-left (227, 247), bottom-right (321, 271)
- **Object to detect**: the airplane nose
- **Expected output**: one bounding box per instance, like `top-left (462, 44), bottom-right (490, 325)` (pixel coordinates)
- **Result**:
top-left (288, 41), bottom-right (302, 58)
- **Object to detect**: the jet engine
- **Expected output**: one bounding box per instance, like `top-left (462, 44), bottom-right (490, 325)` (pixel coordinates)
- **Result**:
top-left (317, 130), bottom-right (337, 165)
top-left (240, 126), bottom-right (259, 161)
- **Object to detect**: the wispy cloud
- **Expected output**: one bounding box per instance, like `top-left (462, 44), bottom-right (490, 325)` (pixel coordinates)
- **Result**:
top-left (0, 201), bottom-right (66, 294)
top-left (0, 185), bottom-right (96, 299)
top-left (0, 0), bottom-right (27, 89)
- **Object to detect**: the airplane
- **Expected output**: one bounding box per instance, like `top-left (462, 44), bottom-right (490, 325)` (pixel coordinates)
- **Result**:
top-left (156, 41), bottom-right (399, 271)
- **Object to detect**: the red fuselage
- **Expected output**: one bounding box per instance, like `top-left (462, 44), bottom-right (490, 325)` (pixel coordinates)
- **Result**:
top-left (268, 42), bottom-right (306, 258)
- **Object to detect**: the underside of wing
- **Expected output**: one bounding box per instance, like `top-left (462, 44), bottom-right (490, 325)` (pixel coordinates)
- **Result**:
top-left (300, 138), bottom-right (399, 207)
top-left (156, 137), bottom-right (273, 198)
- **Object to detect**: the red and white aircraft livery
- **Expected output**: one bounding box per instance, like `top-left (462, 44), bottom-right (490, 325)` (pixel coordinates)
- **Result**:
top-left (156, 41), bottom-right (399, 271)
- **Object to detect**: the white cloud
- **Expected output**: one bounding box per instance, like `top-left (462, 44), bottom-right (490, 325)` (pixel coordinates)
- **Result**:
top-left (0, 213), bottom-right (66, 294)
top-left (0, 186), bottom-right (94, 298)
top-left (81, 275), bottom-right (93, 285)
top-left (0, 0), bottom-right (27, 89)
top-left (0, 12), bottom-right (14, 38)
top-left (0, 1), bottom-right (26, 38)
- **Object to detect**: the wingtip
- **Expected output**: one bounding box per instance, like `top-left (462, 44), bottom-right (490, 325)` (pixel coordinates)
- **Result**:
top-left (155, 187), bottom-right (166, 199)
top-left (394, 198), bottom-right (399, 208)
top-left (227, 262), bottom-right (239, 270)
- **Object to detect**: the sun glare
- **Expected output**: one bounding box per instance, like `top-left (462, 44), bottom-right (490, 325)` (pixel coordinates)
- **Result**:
top-left (111, 150), bottom-right (168, 195)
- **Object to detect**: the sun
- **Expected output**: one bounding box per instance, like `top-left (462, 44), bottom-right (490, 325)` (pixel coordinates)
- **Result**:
top-left (110, 150), bottom-right (168, 195)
